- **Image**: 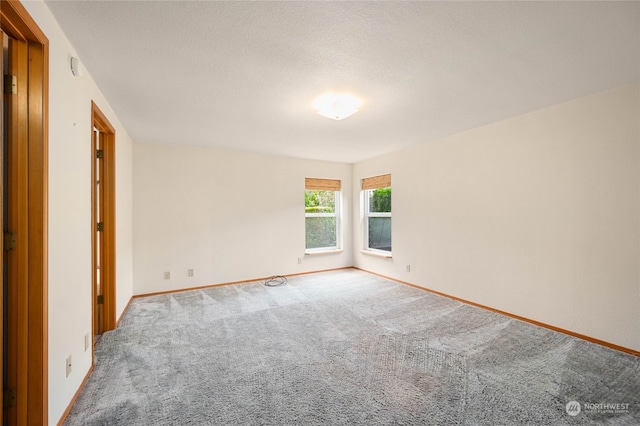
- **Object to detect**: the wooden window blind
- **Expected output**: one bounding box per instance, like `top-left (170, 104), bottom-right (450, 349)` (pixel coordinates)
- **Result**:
top-left (305, 178), bottom-right (341, 191)
top-left (362, 174), bottom-right (391, 190)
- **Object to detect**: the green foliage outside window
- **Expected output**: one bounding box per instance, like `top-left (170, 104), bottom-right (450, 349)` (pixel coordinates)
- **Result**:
top-left (368, 187), bottom-right (391, 251)
top-left (369, 188), bottom-right (391, 213)
top-left (305, 190), bottom-right (336, 213)
top-left (305, 190), bottom-right (338, 249)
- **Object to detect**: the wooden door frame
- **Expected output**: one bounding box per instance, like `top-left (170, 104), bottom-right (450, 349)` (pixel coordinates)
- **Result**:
top-left (1, 1), bottom-right (49, 424)
top-left (91, 101), bottom-right (116, 339)
top-left (0, 27), bottom-right (5, 426)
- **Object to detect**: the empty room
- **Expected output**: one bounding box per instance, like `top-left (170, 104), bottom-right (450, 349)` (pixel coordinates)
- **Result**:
top-left (1, 0), bottom-right (638, 425)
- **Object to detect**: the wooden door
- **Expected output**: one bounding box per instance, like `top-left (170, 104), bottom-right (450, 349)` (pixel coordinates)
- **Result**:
top-left (2, 29), bottom-right (23, 426)
top-left (1, 28), bottom-right (6, 426)
top-left (0, 1), bottom-right (49, 423)
top-left (93, 127), bottom-right (106, 338)
top-left (91, 102), bottom-right (116, 344)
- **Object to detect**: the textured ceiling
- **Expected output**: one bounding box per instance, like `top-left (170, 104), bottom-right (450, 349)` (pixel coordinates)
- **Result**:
top-left (45, 1), bottom-right (640, 163)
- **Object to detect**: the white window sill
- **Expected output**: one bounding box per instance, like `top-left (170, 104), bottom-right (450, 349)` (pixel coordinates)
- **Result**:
top-left (305, 249), bottom-right (344, 256)
top-left (360, 249), bottom-right (392, 259)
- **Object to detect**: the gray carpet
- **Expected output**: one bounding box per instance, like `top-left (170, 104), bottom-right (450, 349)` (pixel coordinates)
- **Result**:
top-left (64, 269), bottom-right (639, 425)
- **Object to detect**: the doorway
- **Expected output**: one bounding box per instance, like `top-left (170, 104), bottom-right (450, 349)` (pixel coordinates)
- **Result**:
top-left (91, 102), bottom-right (116, 342)
top-left (1, 1), bottom-right (49, 424)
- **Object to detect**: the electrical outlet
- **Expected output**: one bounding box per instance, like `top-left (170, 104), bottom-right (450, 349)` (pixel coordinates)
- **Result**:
top-left (188, 268), bottom-right (194, 277)
top-left (406, 264), bottom-right (411, 273)
top-left (297, 258), bottom-right (302, 264)
top-left (66, 355), bottom-right (72, 377)
top-left (164, 271), bottom-right (171, 280)
top-left (84, 333), bottom-right (90, 352)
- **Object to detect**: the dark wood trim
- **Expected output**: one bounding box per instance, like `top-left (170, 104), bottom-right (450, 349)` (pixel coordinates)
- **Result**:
top-left (27, 39), bottom-right (48, 425)
top-left (54, 365), bottom-right (94, 426)
top-left (354, 267), bottom-right (640, 357)
top-left (5, 33), bottom-right (29, 426)
top-left (91, 101), bottom-right (117, 336)
top-left (1, 1), bottom-right (49, 424)
top-left (0, 0), bottom-right (47, 43)
top-left (0, 27), bottom-right (4, 426)
top-left (91, 128), bottom-right (99, 336)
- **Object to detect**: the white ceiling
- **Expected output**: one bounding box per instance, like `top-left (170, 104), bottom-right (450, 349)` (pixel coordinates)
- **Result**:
top-left (45, 1), bottom-right (640, 163)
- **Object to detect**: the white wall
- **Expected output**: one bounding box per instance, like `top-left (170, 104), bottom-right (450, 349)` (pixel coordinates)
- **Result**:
top-left (133, 143), bottom-right (352, 295)
top-left (353, 82), bottom-right (640, 352)
top-left (16, 1), bottom-right (640, 421)
top-left (20, 2), bottom-right (134, 424)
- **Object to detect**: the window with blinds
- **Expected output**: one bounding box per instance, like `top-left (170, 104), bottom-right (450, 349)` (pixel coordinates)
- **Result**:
top-left (305, 178), bottom-right (341, 251)
top-left (362, 174), bottom-right (391, 253)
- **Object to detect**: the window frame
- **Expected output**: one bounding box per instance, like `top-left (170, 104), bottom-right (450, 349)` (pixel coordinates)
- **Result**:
top-left (360, 173), bottom-right (393, 258)
top-left (363, 180), bottom-right (392, 255)
top-left (304, 187), bottom-right (342, 253)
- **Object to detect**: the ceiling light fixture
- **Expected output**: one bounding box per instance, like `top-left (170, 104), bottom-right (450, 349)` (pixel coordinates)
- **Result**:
top-left (313, 92), bottom-right (361, 121)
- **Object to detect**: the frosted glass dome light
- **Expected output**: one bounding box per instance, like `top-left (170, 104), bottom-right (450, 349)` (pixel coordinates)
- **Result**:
top-left (313, 93), bottom-right (361, 121)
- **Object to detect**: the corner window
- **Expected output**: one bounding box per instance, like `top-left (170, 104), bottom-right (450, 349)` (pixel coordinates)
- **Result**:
top-left (363, 174), bottom-right (391, 253)
top-left (305, 178), bottom-right (341, 252)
